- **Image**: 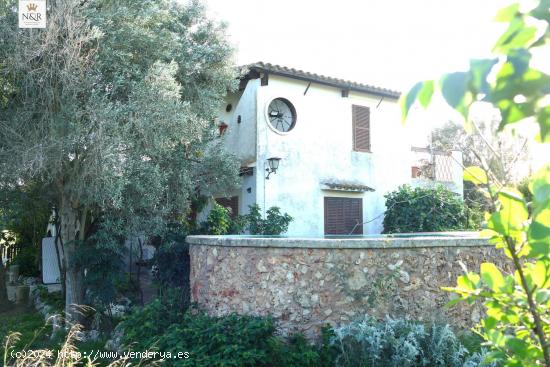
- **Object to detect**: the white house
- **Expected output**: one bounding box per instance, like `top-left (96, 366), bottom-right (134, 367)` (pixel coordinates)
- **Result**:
top-left (209, 62), bottom-right (463, 236)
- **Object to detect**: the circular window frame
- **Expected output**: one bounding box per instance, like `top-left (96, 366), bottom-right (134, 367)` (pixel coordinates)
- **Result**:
top-left (265, 97), bottom-right (297, 135)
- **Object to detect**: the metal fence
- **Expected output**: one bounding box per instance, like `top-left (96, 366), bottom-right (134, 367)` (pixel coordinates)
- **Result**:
top-left (1, 243), bottom-right (21, 265)
top-left (411, 147), bottom-right (455, 183)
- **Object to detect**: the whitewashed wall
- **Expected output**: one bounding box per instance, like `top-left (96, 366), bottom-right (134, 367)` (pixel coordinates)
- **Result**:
top-left (215, 74), bottom-right (469, 235)
top-left (219, 80), bottom-right (259, 164)
top-left (252, 76), bottom-right (411, 235)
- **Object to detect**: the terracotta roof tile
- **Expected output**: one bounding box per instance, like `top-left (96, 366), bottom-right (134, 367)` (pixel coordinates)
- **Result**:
top-left (242, 62), bottom-right (400, 99)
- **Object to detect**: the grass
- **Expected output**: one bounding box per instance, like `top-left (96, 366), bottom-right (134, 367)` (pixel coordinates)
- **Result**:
top-left (1, 305), bottom-right (111, 366)
top-left (0, 305), bottom-right (53, 351)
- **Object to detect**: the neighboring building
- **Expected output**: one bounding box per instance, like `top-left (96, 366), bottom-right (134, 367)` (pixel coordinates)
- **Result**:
top-left (205, 62), bottom-right (463, 236)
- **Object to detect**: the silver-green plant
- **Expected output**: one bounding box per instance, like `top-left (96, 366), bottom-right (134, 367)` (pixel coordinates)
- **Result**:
top-left (331, 316), bottom-right (494, 367)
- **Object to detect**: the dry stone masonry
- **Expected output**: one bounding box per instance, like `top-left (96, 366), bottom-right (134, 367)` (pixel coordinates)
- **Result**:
top-left (187, 235), bottom-right (512, 340)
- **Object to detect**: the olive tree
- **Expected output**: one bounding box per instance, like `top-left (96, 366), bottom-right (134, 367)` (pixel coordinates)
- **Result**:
top-left (0, 0), bottom-right (239, 321)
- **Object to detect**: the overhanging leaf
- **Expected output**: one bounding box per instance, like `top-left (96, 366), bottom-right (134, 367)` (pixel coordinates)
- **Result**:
top-left (418, 80), bottom-right (434, 108)
top-left (495, 3), bottom-right (520, 22)
top-left (481, 262), bottom-right (505, 291)
top-left (400, 81), bottom-right (423, 122)
top-left (464, 166), bottom-right (488, 185)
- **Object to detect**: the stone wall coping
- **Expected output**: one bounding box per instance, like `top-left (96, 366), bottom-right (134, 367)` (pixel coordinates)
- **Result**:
top-left (186, 232), bottom-right (490, 249)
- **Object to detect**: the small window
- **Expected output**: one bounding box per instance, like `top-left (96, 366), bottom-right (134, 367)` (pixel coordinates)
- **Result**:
top-left (352, 105), bottom-right (371, 152)
top-left (324, 197), bottom-right (363, 235)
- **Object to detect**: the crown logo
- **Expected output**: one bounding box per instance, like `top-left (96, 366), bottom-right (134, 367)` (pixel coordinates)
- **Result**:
top-left (26, 3), bottom-right (38, 11)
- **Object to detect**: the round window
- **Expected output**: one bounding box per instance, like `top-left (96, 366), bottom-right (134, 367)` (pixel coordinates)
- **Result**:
top-left (267, 98), bottom-right (297, 133)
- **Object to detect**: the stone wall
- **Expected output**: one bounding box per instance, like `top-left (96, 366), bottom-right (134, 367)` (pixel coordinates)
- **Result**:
top-left (187, 235), bottom-right (511, 340)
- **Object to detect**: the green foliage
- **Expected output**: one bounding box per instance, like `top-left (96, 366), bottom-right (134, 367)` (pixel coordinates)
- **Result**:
top-left (154, 224), bottom-right (190, 289)
top-left (120, 294), bottom-right (332, 367)
top-left (0, 310), bottom-right (52, 352)
top-left (445, 166), bottom-right (550, 366)
top-left (382, 185), bottom-right (468, 233)
top-left (9, 245), bottom-right (39, 277)
top-left (516, 176), bottom-right (534, 206)
top-left (330, 317), bottom-right (494, 367)
top-left (206, 203), bottom-right (232, 235)
top-left (401, 3), bottom-right (550, 142)
top-left (403, 2), bottom-right (550, 365)
top-left (2, 312), bottom-right (112, 367)
top-left (34, 286), bottom-right (64, 313)
top-left (120, 291), bottom-right (188, 351)
top-left (247, 204), bottom-right (293, 235)
top-left (201, 203), bottom-right (293, 235)
top-left (0, 182), bottom-right (51, 278)
top-left (0, 0), bottom-right (240, 314)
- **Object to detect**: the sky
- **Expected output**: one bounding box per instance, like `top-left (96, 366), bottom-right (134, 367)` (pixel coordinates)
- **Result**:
top-left (205, 0), bottom-right (504, 92)
top-left (204, 0), bottom-right (549, 170)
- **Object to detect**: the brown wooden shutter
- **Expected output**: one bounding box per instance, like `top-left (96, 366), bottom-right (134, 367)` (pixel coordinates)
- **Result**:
top-left (215, 196), bottom-right (239, 218)
top-left (352, 105), bottom-right (371, 152)
top-left (324, 197), bottom-right (363, 235)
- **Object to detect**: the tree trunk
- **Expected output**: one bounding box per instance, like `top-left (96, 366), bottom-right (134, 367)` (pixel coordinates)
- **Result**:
top-left (59, 195), bottom-right (85, 324)
top-left (0, 248), bottom-right (11, 310)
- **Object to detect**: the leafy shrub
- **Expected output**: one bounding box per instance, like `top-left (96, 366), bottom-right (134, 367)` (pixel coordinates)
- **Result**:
top-left (34, 286), bottom-right (64, 313)
top-left (76, 237), bottom-right (125, 309)
top-left (120, 294), bottom-right (331, 367)
top-left (201, 203), bottom-right (293, 235)
top-left (383, 185), bottom-right (467, 233)
top-left (206, 203), bottom-right (232, 235)
top-left (121, 291), bottom-right (188, 351)
top-left (9, 245), bottom-right (39, 277)
top-left (247, 204), bottom-right (293, 235)
top-left (330, 317), bottom-right (495, 367)
top-left (154, 223), bottom-right (190, 289)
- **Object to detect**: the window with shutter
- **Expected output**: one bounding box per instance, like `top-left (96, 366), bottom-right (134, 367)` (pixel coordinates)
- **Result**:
top-left (215, 196), bottom-right (239, 218)
top-left (352, 105), bottom-right (371, 152)
top-left (324, 197), bottom-right (363, 235)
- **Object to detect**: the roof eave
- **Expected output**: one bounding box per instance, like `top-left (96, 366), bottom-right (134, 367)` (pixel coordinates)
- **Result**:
top-left (247, 65), bottom-right (401, 100)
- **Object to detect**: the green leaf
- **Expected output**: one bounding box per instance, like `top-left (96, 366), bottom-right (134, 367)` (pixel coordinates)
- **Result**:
top-left (535, 289), bottom-right (550, 304)
top-left (530, 208), bottom-right (550, 239)
top-left (441, 72), bottom-right (470, 116)
top-left (499, 189), bottom-right (528, 224)
top-left (505, 337), bottom-right (529, 355)
top-left (400, 82), bottom-right (423, 121)
top-left (530, 0), bottom-right (550, 22)
top-left (536, 105), bottom-right (550, 143)
top-left (469, 58), bottom-right (498, 95)
top-left (481, 263), bottom-right (505, 291)
top-left (487, 189), bottom-right (528, 238)
top-left (529, 260), bottom-right (550, 288)
top-left (529, 164), bottom-right (550, 205)
top-left (463, 166), bottom-right (488, 185)
top-left (418, 80), bottom-right (434, 108)
top-left (493, 18), bottom-right (538, 53)
top-left (495, 3), bottom-right (519, 22)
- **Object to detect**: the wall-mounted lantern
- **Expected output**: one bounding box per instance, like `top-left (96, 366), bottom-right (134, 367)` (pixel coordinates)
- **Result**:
top-left (265, 157), bottom-right (281, 180)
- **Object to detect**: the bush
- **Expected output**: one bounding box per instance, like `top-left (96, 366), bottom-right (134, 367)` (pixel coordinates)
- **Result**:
top-left (383, 185), bottom-right (467, 233)
top-left (154, 223), bottom-right (190, 290)
top-left (9, 245), bottom-right (39, 277)
top-left (206, 203), bottom-right (232, 235)
top-left (330, 317), bottom-right (495, 367)
top-left (201, 203), bottom-right (293, 235)
top-left (120, 295), bottom-right (331, 367)
top-left (247, 204), bottom-right (293, 235)
top-left (34, 286), bottom-right (64, 313)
